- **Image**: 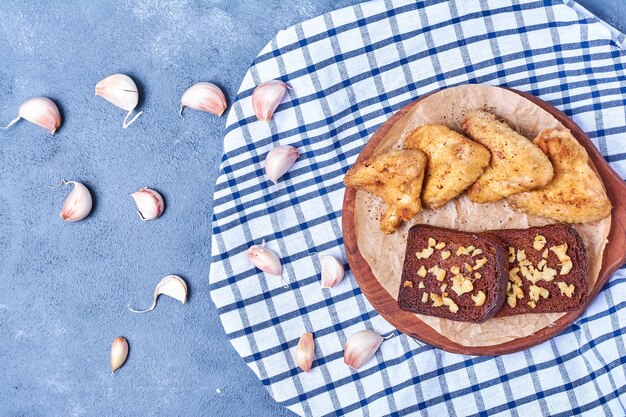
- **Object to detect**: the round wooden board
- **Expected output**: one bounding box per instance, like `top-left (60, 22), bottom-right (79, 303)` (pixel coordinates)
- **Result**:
top-left (342, 86), bottom-right (626, 356)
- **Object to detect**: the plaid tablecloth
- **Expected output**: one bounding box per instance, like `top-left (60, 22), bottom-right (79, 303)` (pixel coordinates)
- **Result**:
top-left (209, 0), bottom-right (626, 415)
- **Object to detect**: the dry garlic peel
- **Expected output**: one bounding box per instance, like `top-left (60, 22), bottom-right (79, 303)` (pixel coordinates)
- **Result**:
top-left (128, 275), bottom-right (188, 313)
top-left (296, 332), bottom-right (315, 372)
top-left (264, 145), bottom-right (299, 185)
top-left (110, 337), bottom-right (129, 374)
top-left (320, 255), bottom-right (345, 288)
top-left (180, 82), bottom-right (227, 116)
top-left (95, 74), bottom-right (143, 128)
top-left (53, 180), bottom-right (92, 222)
top-left (2, 97), bottom-right (61, 134)
top-left (247, 243), bottom-right (282, 276)
top-left (131, 187), bottom-right (164, 220)
top-left (252, 80), bottom-right (289, 121)
top-left (344, 330), bottom-right (391, 370)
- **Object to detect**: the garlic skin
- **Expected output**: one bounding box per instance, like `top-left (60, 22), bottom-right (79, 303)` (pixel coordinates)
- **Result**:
top-left (264, 145), bottom-right (299, 185)
top-left (131, 187), bottom-right (164, 221)
top-left (110, 337), bottom-right (129, 374)
top-left (320, 255), bottom-right (345, 289)
top-left (95, 74), bottom-right (143, 128)
top-left (344, 330), bottom-right (384, 370)
top-left (57, 180), bottom-right (93, 222)
top-left (252, 80), bottom-right (289, 121)
top-left (129, 275), bottom-right (187, 314)
top-left (247, 244), bottom-right (282, 276)
top-left (296, 333), bottom-right (315, 372)
top-left (2, 97), bottom-right (61, 134)
top-left (180, 82), bottom-right (227, 116)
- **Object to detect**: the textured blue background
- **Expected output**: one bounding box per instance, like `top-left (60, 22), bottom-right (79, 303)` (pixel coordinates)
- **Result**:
top-left (0, 1), bottom-right (623, 416)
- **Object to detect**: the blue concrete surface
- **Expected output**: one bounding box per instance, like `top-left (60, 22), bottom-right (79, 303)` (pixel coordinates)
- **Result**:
top-left (0, 1), bottom-right (623, 416)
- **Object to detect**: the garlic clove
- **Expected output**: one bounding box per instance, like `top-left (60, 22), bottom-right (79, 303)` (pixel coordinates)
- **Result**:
top-left (296, 332), bottom-right (315, 373)
top-left (180, 82), bottom-right (227, 117)
top-left (130, 187), bottom-right (164, 221)
top-left (264, 145), bottom-right (299, 185)
top-left (2, 97), bottom-right (61, 134)
top-left (344, 330), bottom-right (384, 370)
top-left (320, 255), bottom-right (345, 289)
top-left (54, 180), bottom-right (93, 222)
top-left (252, 80), bottom-right (289, 121)
top-left (247, 244), bottom-right (282, 276)
top-left (95, 74), bottom-right (143, 128)
top-left (129, 275), bottom-right (187, 314)
top-left (110, 337), bottom-right (129, 374)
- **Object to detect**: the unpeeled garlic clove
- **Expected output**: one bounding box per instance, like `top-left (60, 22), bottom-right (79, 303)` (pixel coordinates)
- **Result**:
top-left (54, 180), bottom-right (93, 222)
top-left (252, 80), bottom-right (289, 121)
top-left (180, 82), bottom-right (227, 117)
top-left (131, 187), bottom-right (164, 220)
top-left (344, 330), bottom-right (384, 370)
top-left (2, 97), bottom-right (61, 134)
top-left (320, 255), bottom-right (345, 288)
top-left (296, 332), bottom-right (315, 372)
top-left (95, 74), bottom-right (143, 128)
top-left (247, 243), bottom-right (282, 276)
top-left (264, 145), bottom-right (299, 185)
top-left (110, 337), bottom-right (129, 374)
top-left (129, 275), bottom-right (187, 313)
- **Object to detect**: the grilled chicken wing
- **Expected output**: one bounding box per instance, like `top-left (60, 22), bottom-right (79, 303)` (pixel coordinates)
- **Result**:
top-left (463, 110), bottom-right (554, 203)
top-left (405, 124), bottom-right (491, 208)
top-left (508, 128), bottom-right (611, 223)
top-left (344, 149), bottom-right (427, 234)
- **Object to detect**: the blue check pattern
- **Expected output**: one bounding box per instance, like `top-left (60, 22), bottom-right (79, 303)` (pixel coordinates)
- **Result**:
top-left (209, 0), bottom-right (626, 415)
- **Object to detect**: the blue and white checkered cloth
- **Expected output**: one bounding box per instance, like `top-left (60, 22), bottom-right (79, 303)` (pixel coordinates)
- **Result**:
top-left (209, 0), bottom-right (626, 415)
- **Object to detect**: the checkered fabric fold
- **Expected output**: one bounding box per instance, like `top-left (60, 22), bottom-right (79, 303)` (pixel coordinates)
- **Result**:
top-left (209, 0), bottom-right (626, 415)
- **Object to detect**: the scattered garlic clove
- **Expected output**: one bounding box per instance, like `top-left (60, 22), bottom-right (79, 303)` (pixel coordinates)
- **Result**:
top-left (180, 82), bottom-right (227, 117)
top-left (2, 97), bottom-right (61, 134)
top-left (247, 243), bottom-right (282, 276)
top-left (252, 80), bottom-right (289, 121)
top-left (320, 255), bottom-right (345, 288)
top-left (296, 332), bottom-right (315, 372)
top-left (110, 337), bottom-right (129, 374)
top-left (128, 275), bottom-right (187, 313)
top-left (95, 74), bottom-right (143, 128)
top-left (131, 187), bottom-right (164, 220)
top-left (53, 180), bottom-right (93, 222)
top-left (264, 145), bottom-right (299, 185)
top-left (344, 330), bottom-right (386, 370)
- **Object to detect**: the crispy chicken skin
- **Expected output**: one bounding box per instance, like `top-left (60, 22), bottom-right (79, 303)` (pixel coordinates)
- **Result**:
top-left (463, 110), bottom-right (554, 203)
top-left (344, 149), bottom-right (427, 234)
top-left (405, 124), bottom-right (491, 208)
top-left (509, 128), bottom-right (612, 223)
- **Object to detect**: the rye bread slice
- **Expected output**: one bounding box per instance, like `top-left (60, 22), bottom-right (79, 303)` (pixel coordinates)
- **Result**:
top-left (490, 224), bottom-right (588, 316)
top-left (397, 225), bottom-right (508, 323)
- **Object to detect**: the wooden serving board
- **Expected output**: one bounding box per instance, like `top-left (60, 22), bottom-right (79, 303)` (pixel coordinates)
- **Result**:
top-left (342, 87), bottom-right (626, 355)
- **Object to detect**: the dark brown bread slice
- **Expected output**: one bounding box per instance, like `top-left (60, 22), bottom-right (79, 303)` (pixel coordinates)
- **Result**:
top-left (490, 224), bottom-right (588, 316)
top-left (397, 225), bottom-right (508, 323)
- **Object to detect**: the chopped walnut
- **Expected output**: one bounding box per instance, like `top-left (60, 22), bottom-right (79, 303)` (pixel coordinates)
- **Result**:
top-left (428, 238), bottom-right (437, 248)
top-left (441, 250), bottom-right (451, 260)
top-left (507, 294), bottom-right (517, 308)
top-left (430, 293), bottom-right (444, 307)
top-left (550, 243), bottom-right (569, 263)
top-left (451, 278), bottom-right (473, 296)
top-left (440, 283), bottom-right (448, 292)
top-left (508, 247), bottom-right (516, 263)
top-left (527, 300), bottom-right (537, 309)
top-left (557, 281), bottom-right (575, 298)
top-left (464, 263), bottom-right (473, 272)
top-left (417, 266), bottom-right (427, 278)
top-left (421, 292), bottom-right (429, 303)
top-left (474, 272), bottom-right (481, 280)
top-left (435, 241), bottom-right (446, 250)
top-left (471, 290), bottom-right (486, 306)
top-left (529, 285), bottom-right (549, 301)
top-left (442, 296), bottom-right (459, 313)
top-left (560, 259), bottom-right (573, 275)
top-left (416, 247), bottom-right (434, 259)
top-left (471, 248), bottom-right (483, 257)
top-left (403, 281), bottom-right (413, 288)
top-left (435, 269), bottom-right (446, 282)
top-left (450, 266), bottom-right (460, 275)
top-left (418, 281), bottom-right (425, 289)
top-left (473, 257), bottom-right (488, 270)
top-left (533, 235), bottom-right (547, 251)
top-left (542, 249), bottom-right (549, 259)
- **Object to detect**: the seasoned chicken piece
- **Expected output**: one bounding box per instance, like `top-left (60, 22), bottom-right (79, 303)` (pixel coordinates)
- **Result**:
top-left (405, 124), bottom-right (491, 208)
top-left (509, 128), bottom-right (611, 223)
top-left (463, 110), bottom-right (554, 203)
top-left (344, 150), bottom-right (427, 234)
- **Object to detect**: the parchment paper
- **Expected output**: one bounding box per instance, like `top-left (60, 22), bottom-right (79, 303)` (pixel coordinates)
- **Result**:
top-left (354, 84), bottom-right (611, 347)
